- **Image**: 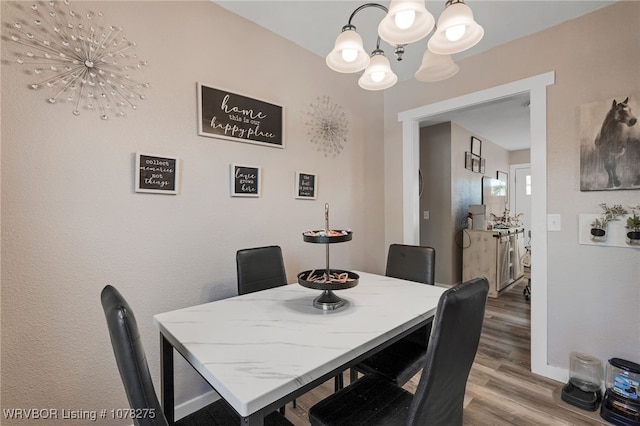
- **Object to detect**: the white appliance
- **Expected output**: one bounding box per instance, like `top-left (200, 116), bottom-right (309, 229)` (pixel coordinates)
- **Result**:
top-left (469, 204), bottom-right (486, 230)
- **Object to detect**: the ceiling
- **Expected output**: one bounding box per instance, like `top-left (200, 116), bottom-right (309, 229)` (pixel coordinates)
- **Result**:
top-left (214, 1), bottom-right (616, 150)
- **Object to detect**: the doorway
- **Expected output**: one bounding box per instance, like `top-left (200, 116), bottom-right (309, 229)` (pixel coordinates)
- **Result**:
top-left (398, 72), bottom-right (556, 380)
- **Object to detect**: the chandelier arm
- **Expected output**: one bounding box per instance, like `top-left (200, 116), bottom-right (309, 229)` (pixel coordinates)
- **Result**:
top-left (347, 3), bottom-right (389, 26)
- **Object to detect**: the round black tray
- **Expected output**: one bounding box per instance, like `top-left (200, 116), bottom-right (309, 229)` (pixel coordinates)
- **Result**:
top-left (297, 269), bottom-right (359, 290)
top-left (302, 230), bottom-right (352, 244)
top-left (297, 269), bottom-right (359, 311)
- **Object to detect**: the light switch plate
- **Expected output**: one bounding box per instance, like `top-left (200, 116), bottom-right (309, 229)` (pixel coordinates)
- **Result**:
top-left (424, 211), bottom-right (429, 220)
top-left (548, 214), bottom-right (561, 231)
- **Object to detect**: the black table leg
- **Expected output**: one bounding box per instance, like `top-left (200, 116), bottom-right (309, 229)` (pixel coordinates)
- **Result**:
top-left (161, 334), bottom-right (175, 424)
top-left (242, 412), bottom-right (265, 426)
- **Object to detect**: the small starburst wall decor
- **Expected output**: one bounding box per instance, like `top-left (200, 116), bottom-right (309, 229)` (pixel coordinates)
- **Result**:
top-left (305, 95), bottom-right (349, 157)
top-left (7, 0), bottom-right (149, 120)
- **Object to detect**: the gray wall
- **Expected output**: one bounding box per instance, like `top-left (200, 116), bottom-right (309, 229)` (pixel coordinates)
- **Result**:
top-left (419, 123), bottom-right (452, 284)
top-left (420, 122), bottom-right (510, 285)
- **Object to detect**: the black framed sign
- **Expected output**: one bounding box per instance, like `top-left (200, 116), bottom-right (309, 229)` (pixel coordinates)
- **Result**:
top-left (295, 171), bottom-right (317, 200)
top-left (230, 164), bottom-right (261, 197)
top-left (198, 83), bottom-right (284, 148)
top-left (135, 153), bottom-right (179, 194)
top-left (472, 155), bottom-right (481, 173)
top-left (471, 136), bottom-right (482, 156)
top-left (465, 152), bottom-right (473, 170)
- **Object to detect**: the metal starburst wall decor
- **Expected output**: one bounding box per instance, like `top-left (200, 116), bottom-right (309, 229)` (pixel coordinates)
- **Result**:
top-left (305, 95), bottom-right (349, 157)
top-left (8, 0), bottom-right (149, 120)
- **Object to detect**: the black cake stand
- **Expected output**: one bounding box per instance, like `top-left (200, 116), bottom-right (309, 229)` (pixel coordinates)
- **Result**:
top-left (298, 203), bottom-right (359, 310)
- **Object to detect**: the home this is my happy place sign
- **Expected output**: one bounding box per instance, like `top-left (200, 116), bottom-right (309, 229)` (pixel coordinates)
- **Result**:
top-left (198, 83), bottom-right (284, 148)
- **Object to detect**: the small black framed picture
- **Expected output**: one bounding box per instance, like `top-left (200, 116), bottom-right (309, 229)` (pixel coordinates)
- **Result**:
top-left (135, 152), bottom-right (179, 195)
top-left (472, 155), bottom-right (481, 173)
top-left (471, 136), bottom-right (482, 156)
top-left (295, 171), bottom-right (317, 200)
top-left (465, 152), bottom-right (473, 170)
top-left (230, 164), bottom-right (261, 197)
top-left (480, 158), bottom-right (486, 174)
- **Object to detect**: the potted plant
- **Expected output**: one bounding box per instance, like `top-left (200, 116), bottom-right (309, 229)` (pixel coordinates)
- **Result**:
top-left (590, 203), bottom-right (627, 242)
top-left (626, 205), bottom-right (640, 246)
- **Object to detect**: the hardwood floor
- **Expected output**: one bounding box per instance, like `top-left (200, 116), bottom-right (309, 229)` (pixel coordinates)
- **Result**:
top-left (283, 279), bottom-right (609, 425)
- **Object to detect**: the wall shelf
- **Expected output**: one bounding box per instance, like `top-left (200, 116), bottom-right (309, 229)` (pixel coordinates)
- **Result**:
top-left (578, 214), bottom-right (640, 249)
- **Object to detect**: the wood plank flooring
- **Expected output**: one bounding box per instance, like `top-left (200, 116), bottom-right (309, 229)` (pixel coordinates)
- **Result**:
top-left (283, 279), bottom-right (610, 425)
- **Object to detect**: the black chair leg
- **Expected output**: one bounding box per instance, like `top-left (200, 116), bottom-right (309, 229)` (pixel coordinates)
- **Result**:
top-left (350, 368), bottom-right (358, 384)
top-left (334, 371), bottom-right (344, 392)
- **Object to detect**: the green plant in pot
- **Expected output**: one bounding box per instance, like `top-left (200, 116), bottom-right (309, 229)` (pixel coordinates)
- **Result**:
top-left (626, 205), bottom-right (640, 246)
top-left (590, 203), bottom-right (627, 241)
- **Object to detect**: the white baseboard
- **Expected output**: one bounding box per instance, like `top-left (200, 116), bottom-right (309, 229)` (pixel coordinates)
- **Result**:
top-left (538, 364), bottom-right (569, 384)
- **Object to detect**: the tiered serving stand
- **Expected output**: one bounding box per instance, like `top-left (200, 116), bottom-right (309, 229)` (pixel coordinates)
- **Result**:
top-left (298, 204), bottom-right (359, 311)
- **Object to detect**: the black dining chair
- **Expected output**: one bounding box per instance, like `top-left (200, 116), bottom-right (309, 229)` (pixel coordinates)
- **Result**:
top-left (100, 285), bottom-right (293, 426)
top-left (349, 244), bottom-right (436, 386)
top-left (236, 245), bottom-right (287, 295)
top-left (309, 277), bottom-right (490, 426)
top-left (236, 245), bottom-right (298, 410)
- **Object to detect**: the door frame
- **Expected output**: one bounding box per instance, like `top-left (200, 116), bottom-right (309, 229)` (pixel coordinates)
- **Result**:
top-left (397, 72), bottom-right (558, 380)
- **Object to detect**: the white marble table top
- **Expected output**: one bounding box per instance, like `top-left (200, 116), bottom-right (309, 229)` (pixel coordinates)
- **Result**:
top-left (153, 271), bottom-right (445, 418)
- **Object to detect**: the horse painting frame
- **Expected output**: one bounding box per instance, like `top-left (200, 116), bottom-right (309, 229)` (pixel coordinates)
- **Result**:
top-left (579, 94), bottom-right (640, 191)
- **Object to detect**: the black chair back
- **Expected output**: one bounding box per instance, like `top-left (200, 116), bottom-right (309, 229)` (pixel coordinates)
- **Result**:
top-left (407, 277), bottom-right (489, 426)
top-left (236, 245), bottom-right (287, 295)
top-left (386, 244), bottom-right (436, 347)
top-left (101, 285), bottom-right (168, 426)
top-left (385, 244), bottom-right (435, 285)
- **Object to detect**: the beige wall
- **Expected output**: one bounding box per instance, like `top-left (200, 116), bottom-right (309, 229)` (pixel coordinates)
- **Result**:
top-left (384, 1), bottom-right (640, 369)
top-left (510, 149), bottom-right (531, 165)
top-left (0, 1), bottom-right (386, 423)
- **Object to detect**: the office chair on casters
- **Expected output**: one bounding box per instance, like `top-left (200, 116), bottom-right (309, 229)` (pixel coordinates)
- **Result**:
top-left (309, 277), bottom-right (490, 426)
top-left (349, 244), bottom-right (436, 386)
top-left (100, 285), bottom-right (293, 426)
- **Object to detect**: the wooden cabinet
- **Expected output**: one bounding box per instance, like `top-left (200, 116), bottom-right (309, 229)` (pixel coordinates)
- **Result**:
top-left (463, 228), bottom-right (525, 298)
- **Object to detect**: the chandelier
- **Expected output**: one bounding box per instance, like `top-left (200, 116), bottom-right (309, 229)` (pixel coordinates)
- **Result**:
top-left (326, 0), bottom-right (484, 90)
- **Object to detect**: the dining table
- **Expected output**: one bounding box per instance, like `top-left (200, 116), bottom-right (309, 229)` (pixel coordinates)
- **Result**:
top-left (153, 270), bottom-right (446, 425)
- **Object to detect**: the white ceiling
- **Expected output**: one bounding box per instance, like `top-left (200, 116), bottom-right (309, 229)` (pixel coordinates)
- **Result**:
top-left (214, 1), bottom-right (616, 150)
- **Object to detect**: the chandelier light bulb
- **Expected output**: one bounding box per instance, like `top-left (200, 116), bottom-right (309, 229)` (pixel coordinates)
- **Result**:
top-left (358, 51), bottom-right (397, 90)
top-left (428, 0), bottom-right (484, 55)
top-left (378, 0), bottom-right (434, 45)
top-left (445, 24), bottom-right (466, 42)
top-left (394, 10), bottom-right (416, 29)
top-left (326, 26), bottom-right (369, 73)
top-left (371, 71), bottom-right (386, 83)
top-left (341, 48), bottom-right (358, 63)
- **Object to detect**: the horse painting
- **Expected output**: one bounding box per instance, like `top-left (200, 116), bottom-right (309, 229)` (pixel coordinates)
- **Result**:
top-left (580, 96), bottom-right (640, 191)
top-left (594, 97), bottom-right (637, 188)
